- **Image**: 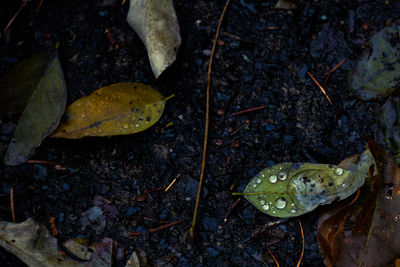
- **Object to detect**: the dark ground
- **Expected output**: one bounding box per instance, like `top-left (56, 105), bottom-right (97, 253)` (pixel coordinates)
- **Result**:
top-left (0, 0), bottom-right (399, 266)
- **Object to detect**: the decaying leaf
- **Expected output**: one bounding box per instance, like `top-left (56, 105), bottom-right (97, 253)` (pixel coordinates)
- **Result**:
top-left (126, 251), bottom-right (140, 267)
top-left (378, 97), bottom-right (400, 164)
top-left (317, 139), bottom-right (400, 267)
top-left (349, 21), bottom-right (400, 100)
top-left (243, 150), bottom-right (374, 218)
top-left (0, 218), bottom-right (112, 267)
top-left (2, 52), bottom-right (67, 166)
top-left (127, 0), bottom-right (181, 78)
top-left (52, 83), bottom-right (166, 139)
top-left (0, 53), bottom-right (51, 116)
top-left (274, 0), bottom-right (297, 10)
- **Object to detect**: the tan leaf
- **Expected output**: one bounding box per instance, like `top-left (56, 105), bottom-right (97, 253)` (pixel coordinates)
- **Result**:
top-left (0, 219), bottom-right (112, 267)
top-left (127, 0), bottom-right (181, 78)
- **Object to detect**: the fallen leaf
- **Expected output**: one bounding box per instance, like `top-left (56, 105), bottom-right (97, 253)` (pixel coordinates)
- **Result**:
top-left (0, 218), bottom-right (112, 267)
top-left (0, 53), bottom-right (51, 117)
top-left (378, 97), bottom-right (400, 164)
top-left (2, 52), bottom-right (67, 166)
top-left (127, 0), bottom-right (181, 78)
top-left (274, 0), bottom-right (296, 10)
top-left (125, 251), bottom-right (140, 267)
top-left (317, 139), bottom-right (400, 267)
top-left (52, 83), bottom-right (166, 139)
top-left (349, 21), bottom-right (400, 100)
top-left (242, 157), bottom-right (372, 218)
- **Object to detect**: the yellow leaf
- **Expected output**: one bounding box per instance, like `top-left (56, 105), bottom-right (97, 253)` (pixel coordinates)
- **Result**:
top-left (52, 82), bottom-right (165, 139)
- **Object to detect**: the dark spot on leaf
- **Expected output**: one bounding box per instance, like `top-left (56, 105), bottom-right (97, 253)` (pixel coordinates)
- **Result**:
top-left (129, 100), bottom-right (133, 104)
top-left (311, 184), bottom-right (315, 187)
top-left (321, 190), bottom-right (326, 195)
top-left (139, 118), bottom-right (143, 121)
top-left (310, 188), bottom-right (313, 192)
top-left (11, 240), bottom-right (15, 243)
top-left (146, 116), bottom-right (151, 121)
top-left (328, 182), bottom-right (334, 186)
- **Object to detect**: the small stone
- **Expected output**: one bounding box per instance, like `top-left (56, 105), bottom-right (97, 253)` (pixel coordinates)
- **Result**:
top-left (265, 124), bottom-right (277, 131)
top-left (62, 183), bottom-right (70, 191)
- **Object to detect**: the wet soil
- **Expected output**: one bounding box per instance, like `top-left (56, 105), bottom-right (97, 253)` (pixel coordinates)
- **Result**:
top-left (0, 0), bottom-right (399, 266)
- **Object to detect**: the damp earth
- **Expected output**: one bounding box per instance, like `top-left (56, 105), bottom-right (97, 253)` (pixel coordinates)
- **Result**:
top-left (1, 0), bottom-right (399, 266)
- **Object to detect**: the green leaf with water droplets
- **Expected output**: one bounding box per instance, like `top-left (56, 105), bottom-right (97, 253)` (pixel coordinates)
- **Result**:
top-left (52, 83), bottom-right (166, 139)
top-left (243, 160), bottom-right (370, 218)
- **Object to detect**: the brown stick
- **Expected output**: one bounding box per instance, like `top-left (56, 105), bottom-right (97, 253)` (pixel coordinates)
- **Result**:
top-left (224, 198), bottom-right (241, 222)
top-left (164, 173), bottom-right (181, 192)
top-left (128, 219), bottom-right (187, 236)
top-left (10, 187), bottom-right (15, 223)
top-left (307, 71), bottom-right (333, 106)
top-left (149, 218), bottom-right (187, 233)
top-left (296, 220), bottom-right (305, 267)
top-left (189, 0), bottom-right (231, 241)
top-left (4, 0), bottom-right (29, 32)
top-left (267, 247), bottom-right (280, 267)
top-left (232, 105), bottom-right (268, 117)
top-left (324, 59), bottom-right (347, 89)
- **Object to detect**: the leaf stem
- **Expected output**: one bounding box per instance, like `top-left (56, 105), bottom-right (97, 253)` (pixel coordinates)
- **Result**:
top-left (164, 94), bottom-right (175, 102)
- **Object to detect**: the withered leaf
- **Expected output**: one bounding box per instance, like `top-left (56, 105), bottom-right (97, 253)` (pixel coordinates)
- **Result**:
top-left (317, 139), bottom-right (400, 267)
top-left (127, 0), bottom-right (181, 78)
top-left (52, 83), bottom-right (166, 138)
top-left (349, 21), bottom-right (400, 100)
top-left (0, 219), bottom-right (112, 267)
top-left (3, 52), bottom-right (67, 166)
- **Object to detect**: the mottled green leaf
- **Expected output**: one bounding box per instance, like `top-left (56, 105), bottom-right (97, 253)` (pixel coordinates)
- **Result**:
top-left (243, 150), bottom-right (374, 218)
top-left (52, 83), bottom-right (166, 139)
top-left (0, 219), bottom-right (112, 267)
top-left (349, 21), bottom-right (400, 100)
top-left (3, 52), bottom-right (67, 166)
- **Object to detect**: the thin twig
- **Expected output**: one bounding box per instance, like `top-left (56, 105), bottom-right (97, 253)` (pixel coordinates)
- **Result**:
top-left (4, 0), bottom-right (29, 32)
top-left (128, 219), bottom-right (187, 236)
top-left (36, 0), bottom-right (44, 12)
top-left (297, 220), bottom-right (305, 267)
top-left (49, 217), bottom-right (59, 236)
top-left (189, 0), bottom-right (231, 241)
top-left (267, 247), bottom-right (280, 267)
top-left (307, 71), bottom-right (333, 106)
top-left (164, 173), bottom-right (181, 192)
top-left (26, 159), bottom-right (60, 165)
top-left (224, 198), bottom-right (241, 222)
top-left (232, 105), bottom-right (268, 117)
top-left (149, 218), bottom-right (187, 233)
top-left (324, 59), bottom-right (347, 89)
top-left (10, 187), bottom-right (15, 223)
